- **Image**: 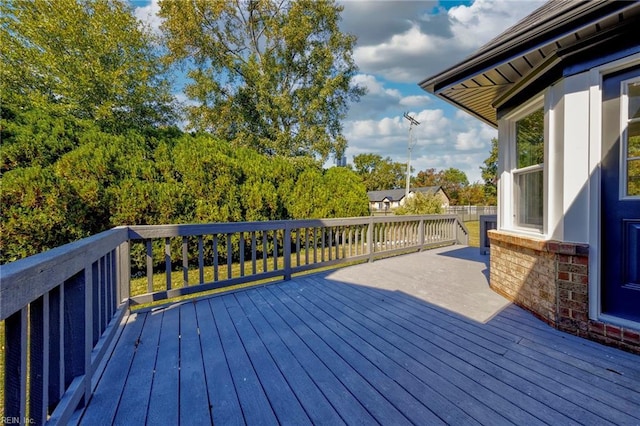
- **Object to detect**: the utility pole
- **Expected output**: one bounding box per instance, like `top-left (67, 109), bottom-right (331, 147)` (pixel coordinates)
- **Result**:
top-left (403, 112), bottom-right (420, 199)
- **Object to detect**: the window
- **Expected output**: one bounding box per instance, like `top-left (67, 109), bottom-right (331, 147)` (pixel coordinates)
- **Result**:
top-left (624, 79), bottom-right (640, 197)
top-left (513, 108), bottom-right (544, 229)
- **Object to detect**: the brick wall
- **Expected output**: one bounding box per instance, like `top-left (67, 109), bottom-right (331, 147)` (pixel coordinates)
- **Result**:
top-left (488, 230), bottom-right (640, 354)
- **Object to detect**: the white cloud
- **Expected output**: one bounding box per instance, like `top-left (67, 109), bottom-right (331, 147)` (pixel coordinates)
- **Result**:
top-left (347, 0), bottom-right (546, 83)
top-left (343, 108), bottom-right (496, 182)
top-left (399, 95), bottom-right (431, 108)
top-left (133, 0), bottom-right (163, 34)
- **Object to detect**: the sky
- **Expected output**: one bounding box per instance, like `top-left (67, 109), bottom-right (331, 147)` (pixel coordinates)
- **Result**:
top-left (133, 0), bottom-right (546, 183)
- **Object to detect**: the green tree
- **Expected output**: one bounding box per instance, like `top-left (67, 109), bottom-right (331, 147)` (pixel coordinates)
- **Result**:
top-left (1, 0), bottom-right (176, 131)
top-left (412, 166), bottom-right (469, 205)
top-left (393, 192), bottom-right (443, 215)
top-left (440, 167), bottom-right (469, 205)
top-left (480, 137), bottom-right (498, 205)
top-left (352, 153), bottom-right (406, 191)
top-left (413, 168), bottom-right (439, 187)
top-left (322, 167), bottom-right (369, 217)
top-left (158, 0), bottom-right (364, 160)
top-left (458, 183), bottom-right (488, 206)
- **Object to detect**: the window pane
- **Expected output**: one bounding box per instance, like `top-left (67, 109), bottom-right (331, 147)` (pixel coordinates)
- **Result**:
top-left (629, 82), bottom-right (640, 120)
top-left (628, 159), bottom-right (640, 196)
top-left (515, 169), bottom-right (543, 227)
top-left (516, 108), bottom-right (544, 168)
top-left (628, 121), bottom-right (640, 158)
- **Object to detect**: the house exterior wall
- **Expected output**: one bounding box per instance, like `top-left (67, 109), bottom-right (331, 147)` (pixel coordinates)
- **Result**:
top-left (493, 59), bottom-right (640, 353)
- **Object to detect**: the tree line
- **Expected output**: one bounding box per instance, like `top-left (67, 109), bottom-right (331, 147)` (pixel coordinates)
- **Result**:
top-left (0, 0), bottom-right (497, 263)
top-left (351, 149), bottom-right (498, 206)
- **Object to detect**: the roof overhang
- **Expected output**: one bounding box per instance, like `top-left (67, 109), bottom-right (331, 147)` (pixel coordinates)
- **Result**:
top-left (419, 1), bottom-right (640, 128)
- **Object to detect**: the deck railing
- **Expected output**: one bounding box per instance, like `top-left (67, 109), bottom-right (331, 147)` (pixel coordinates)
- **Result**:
top-left (1, 214), bottom-right (467, 424)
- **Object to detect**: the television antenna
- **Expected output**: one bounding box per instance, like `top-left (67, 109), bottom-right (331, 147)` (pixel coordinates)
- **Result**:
top-left (403, 112), bottom-right (420, 198)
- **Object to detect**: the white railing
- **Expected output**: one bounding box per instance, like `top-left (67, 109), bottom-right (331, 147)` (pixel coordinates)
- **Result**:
top-left (0, 215), bottom-right (468, 424)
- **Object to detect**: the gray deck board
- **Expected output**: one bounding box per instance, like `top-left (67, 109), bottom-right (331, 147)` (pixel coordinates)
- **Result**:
top-left (81, 247), bottom-right (640, 425)
top-left (233, 291), bottom-right (345, 425)
top-left (113, 310), bottom-right (162, 425)
top-left (193, 299), bottom-right (243, 426)
top-left (247, 287), bottom-right (377, 423)
top-left (145, 305), bottom-right (179, 426)
top-left (178, 301), bottom-right (211, 424)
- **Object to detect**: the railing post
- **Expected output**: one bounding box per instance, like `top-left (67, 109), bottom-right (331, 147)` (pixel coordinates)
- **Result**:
top-left (284, 226), bottom-right (292, 280)
top-left (418, 218), bottom-right (425, 251)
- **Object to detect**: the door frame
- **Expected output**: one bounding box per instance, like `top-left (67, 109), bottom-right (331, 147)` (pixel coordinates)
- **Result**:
top-left (588, 52), bottom-right (640, 329)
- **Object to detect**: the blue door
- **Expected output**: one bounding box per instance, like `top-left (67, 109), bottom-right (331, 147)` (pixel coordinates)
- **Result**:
top-left (601, 66), bottom-right (640, 322)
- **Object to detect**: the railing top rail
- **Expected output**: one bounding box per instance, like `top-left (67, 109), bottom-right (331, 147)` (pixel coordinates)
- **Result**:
top-left (128, 215), bottom-right (462, 240)
top-left (0, 227), bottom-right (129, 320)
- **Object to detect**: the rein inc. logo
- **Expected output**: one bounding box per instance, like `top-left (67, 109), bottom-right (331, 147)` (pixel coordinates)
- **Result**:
top-left (1, 418), bottom-right (35, 425)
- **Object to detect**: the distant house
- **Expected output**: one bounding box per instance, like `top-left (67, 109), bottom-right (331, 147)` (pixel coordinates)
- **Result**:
top-left (421, 1), bottom-right (640, 352)
top-left (367, 186), bottom-right (450, 213)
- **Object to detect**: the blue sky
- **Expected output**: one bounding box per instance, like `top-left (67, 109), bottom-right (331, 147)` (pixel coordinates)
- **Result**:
top-left (133, 0), bottom-right (546, 182)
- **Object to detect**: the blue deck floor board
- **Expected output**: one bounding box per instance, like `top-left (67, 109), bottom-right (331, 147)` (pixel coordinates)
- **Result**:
top-left (145, 306), bottom-right (180, 426)
top-left (272, 284), bottom-right (446, 426)
top-left (178, 302), bottom-right (212, 424)
top-left (222, 294), bottom-right (312, 425)
top-left (258, 286), bottom-right (411, 425)
top-left (323, 279), bottom-right (597, 425)
top-left (233, 291), bottom-right (346, 425)
top-left (81, 248), bottom-right (640, 425)
top-left (210, 297), bottom-right (278, 425)
top-left (194, 299), bottom-right (244, 426)
top-left (248, 287), bottom-right (377, 424)
top-left (113, 310), bottom-right (162, 425)
top-left (300, 278), bottom-right (543, 426)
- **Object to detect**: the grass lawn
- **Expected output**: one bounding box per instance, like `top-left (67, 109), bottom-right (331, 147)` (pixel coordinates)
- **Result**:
top-left (465, 220), bottom-right (480, 247)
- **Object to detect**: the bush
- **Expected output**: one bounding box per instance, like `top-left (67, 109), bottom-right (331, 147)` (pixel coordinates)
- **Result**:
top-left (393, 192), bottom-right (443, 215)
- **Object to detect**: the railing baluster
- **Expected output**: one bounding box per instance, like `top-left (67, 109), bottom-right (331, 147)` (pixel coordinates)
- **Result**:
top-left (92, 262), bottom-right (99, 345)
top-left (213, 234), bottom-right (219, 282)
top-left (251, 232), bottom-right (257, 275)
top-left (182, 236), bottom-right (189, 287)
top-left (47, 285), bottom-right (62, 410)
top-left (4, 307), bottom-right (28, 422)
top-left (304, 228), bottom-right (311, 265)
top-left (240, 232), bottom-right (245, 277)
top-left (313, 228), bottom-right (318, 264)
top-left (30, 293), bottom-right (49, 424)
top-left (262, 231), bottom-right (268, 273)
top-left (295, 228), bottom-right (300, 267)
top-left (198, 236), bottom-right (204, 284)
top-left (273, 230), bottom-right (278, 270)
top-left (227, 234), bottom-right (233, 279)
top-left (165, 237), bottom-right (172, 290)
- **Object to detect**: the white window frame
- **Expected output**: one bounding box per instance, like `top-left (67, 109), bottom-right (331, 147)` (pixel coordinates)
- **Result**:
top-left (620, 76), bottom-right (640, 200)
top-left (502, 94), bottom-right (547, 235)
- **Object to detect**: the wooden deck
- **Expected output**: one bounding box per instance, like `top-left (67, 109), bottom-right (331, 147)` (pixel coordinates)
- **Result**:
top-left (79, 247), bottom-right (640, 425)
